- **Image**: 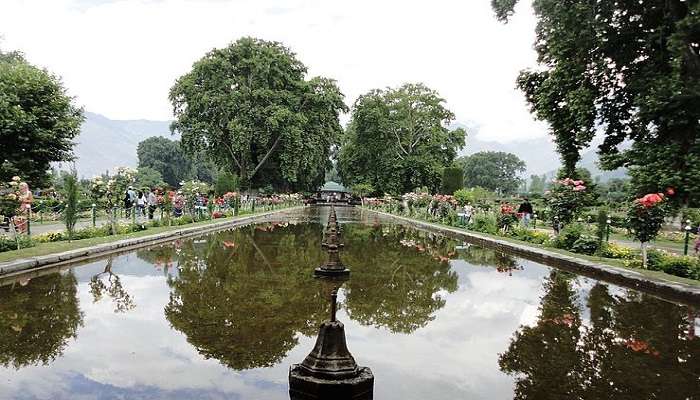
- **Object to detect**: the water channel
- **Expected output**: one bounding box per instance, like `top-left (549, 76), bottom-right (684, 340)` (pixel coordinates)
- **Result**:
top-left (0, 206), bottom-right (698, 399)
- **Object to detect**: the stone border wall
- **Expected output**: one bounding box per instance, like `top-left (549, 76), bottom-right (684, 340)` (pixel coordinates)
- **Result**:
top-left (0, 208), bottom-right (301, 279)
top-left (366, 209), bottom-right (700, 306)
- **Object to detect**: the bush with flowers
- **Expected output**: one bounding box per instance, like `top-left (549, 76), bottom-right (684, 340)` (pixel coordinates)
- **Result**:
top-left (627, 192), bottom-right (667, 267)
top-left (0, 176), bottom-right (22, 219)
top-left (545, 178), bottom-right (590, 225)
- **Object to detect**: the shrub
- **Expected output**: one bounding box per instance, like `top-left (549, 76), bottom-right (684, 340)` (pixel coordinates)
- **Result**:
top-left (498, 213), bottom-right (518, 231)
top-left (571, 235), bottom-right (599, 255)
top-left (599, 242), bottom-right (636, 259)
top-left (471, 213), bottom-right (498, 235)
top-left (0, 234), bottom-right (34, 252)
top-left (509, 226), bottom-right (551, 245)
top-left (659, 256), bottom-right (699, 279)
top-left (553, 223), bottom-right (586, 250)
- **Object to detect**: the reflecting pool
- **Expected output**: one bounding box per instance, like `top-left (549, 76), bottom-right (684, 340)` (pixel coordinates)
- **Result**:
top-left (0, 207), bottom-right (698, 399)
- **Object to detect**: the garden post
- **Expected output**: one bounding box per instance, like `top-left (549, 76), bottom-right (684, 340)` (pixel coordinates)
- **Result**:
top-left (92, 203), bottom-right (96, 227)
top-left (26, 218), bottom-right (30, 236)
top-left (252, 199), bottom-right (256, 213)
top-left (533, 213), bottom-right (538, 229)
top-left (684, 223), bottom-right (691, 255)
top-left (606, 218), bottom-right (611, 242)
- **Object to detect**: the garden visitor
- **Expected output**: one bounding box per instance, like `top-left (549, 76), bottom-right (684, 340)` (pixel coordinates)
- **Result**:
top-left (147, 189), bottom-right (158, 220)
top-left (694, 232), bottom-right (700, 256)
top-left (461, 202), bottom-right (473, 225)
top-left (13, 182), bottom-right (33, 233)
top-left (173, 192), bottom-right (184, 217)
top-left (518, 197), bottom-right (533, 228)
top-left (123, 189), bottom-right (133, 218)
top-left (137, 191), bottom-right (146, 217)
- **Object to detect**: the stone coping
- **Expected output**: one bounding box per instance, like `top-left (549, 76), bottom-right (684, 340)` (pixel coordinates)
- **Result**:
top-left (366, 209), bottom-right (700, 306)
top-left (0, 207), bottom-right (301, 279)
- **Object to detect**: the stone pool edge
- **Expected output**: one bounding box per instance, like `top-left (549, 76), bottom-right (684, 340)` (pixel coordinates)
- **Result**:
top-left (0, 207), bottom-right (302, 278)
top-left (366, 209), bottom-right (700, 305)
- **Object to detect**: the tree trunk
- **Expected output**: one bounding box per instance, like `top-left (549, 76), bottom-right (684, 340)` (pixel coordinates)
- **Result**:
top-left (641, 242), bottom-right (648, 268)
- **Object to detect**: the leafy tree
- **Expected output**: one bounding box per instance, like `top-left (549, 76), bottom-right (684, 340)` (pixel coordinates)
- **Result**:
top-left (337, 83), bottom-right (466, 194)
top-left (529, 174), bottom-right (546, 194)
top-left (457, 151), bottom-right (525, 194)
top-left (0, 50), bottom-right (83, 187)
top-left (135, 166), bottom-right (166, 189)
top-left (214, 171), bottom-right (239, 195)
top-left (169, 37), bottom-right (347, 191)
top-left (492, 0), bottom-right (700, 206)
top-left (440, 166), bottom-right (464, 195)
top-left (351, 183), bottom-right (374, 206)
top-left (137, 137), bottom-right (192, 187)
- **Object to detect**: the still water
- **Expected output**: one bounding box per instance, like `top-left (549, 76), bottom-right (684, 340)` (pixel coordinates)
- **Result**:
top-left (0, 207), bottom-right (698, 399)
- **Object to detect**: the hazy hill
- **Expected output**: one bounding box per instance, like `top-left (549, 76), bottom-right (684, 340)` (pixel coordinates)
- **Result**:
top-left (453, 122), bottom-right (627, 182)
top-left (57, 112), bottom-right (175, 178)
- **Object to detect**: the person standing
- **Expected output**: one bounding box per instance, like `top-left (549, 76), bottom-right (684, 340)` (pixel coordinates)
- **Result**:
top-left (137, 191), bottom-right (146, 217)
top-left (123, 189), bottom-right (132, 218)
top-left (463, 202), bottom-right (473, 225)
top-left (147, 189), bottom-right (158, 220)
top-left (518, 197), bottom-right (534, 228)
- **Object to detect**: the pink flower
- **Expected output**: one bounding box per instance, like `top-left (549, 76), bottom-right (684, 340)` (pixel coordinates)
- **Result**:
top-left (573, 180), bottom-right (584, 186)
top-left (573, 185), bottom-right (586, 192)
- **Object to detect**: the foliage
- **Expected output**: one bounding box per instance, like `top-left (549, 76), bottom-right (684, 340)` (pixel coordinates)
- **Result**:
top-left (0, 234), bottom-right (35, 252)
top-left (509, 226), bottom-right (552, 245)
top-left (0, 272), bottom-right (83, 368)
top-left (528, 174), bottom-right (548, 194)
top-left (627, 194), bottom-right (667, 244)
top-left (0, 176), bottom-right (21, 218)
top-left (0, 50), bottom-right (84, 187)
top-left (453, 188), bottom-right (472, 206)
top-left (135, 166), bottom-right (166, 189)
top-left (552, 223), bottom-right (586, 250)
top-left (62, 172), bottom-right (79, 239)
top-left (137, 137), bottom-right (216, 187)
top-left (599, 242), bottom-right (636, 260)
top-left (595, 208), bottom-right (608, 245)
top-left (337, 83), bottom-right (466, 194)
top-left (457, 151), bottom-right (526, 194)
top-left (546, 178), bottom-right (590, 225)
top-left (570, 235), bottom-right (600, 256)
top-left (440, 167), bottom-right (463, 195)
top-left (214, 172), bottom-right (238, 195)
top-left (351, 183), bottom-right (374, 198)
top-left (170, 37), bottom-right (347, 191)
top-left (471, 213), bottom-right (499, 235)
top-left (493, 0), bottom-right (700, 206)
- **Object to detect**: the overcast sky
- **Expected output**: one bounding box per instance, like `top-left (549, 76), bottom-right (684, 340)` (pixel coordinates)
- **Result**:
top-left (1, 0), bottom-right (548, 143)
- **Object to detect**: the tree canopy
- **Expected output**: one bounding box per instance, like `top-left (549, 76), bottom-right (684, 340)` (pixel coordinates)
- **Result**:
top-left (0, 50), bottom-right (83, 187)
top-left (136, 137), bottom-right (214, 187)
top-left (337, 83), bottom-right (466, 194)
top-left (169, 37), bottom-right (347, 191)
top-left (456, 151), bottom-right (525, 194)
top-left (492, 0), bottom-right (700, 206)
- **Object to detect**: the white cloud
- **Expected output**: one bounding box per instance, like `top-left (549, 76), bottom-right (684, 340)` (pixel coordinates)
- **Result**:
top-left (0, 0), bottom-right (547, 142)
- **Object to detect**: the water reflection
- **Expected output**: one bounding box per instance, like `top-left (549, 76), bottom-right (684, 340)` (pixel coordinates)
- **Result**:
top-left (342, 224), bottom-right (459, 333)
top-left (0, 272), bottom-right (83, 369)
top-left (89, 256), bottom-right (136, 313)
top-left (500, 270), bottom-right (700, 399)
top-left (164, 223), bottom-right (329, 370)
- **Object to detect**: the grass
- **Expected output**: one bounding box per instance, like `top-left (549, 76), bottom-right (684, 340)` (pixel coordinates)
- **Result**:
top-left (0, 208), bottom-right (295, 263)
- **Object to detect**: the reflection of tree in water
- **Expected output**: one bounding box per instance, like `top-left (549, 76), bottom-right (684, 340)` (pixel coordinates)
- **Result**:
top-left (89, 257), bottom-right (135, 313)
top-left (165, 223), bottom-right (329, 370)
top-left (164, 221), bottom-right (460, 370)
top-left (341, 224), bottom-right (459, 333)
top-left (458, 244), bottom-right (522, 275)
top-left (499, 271), bottom-right (700, 399)
top-left (137, 244), bottom-right (179, 275)
top-left (0, 272), bottom-right (83, 369)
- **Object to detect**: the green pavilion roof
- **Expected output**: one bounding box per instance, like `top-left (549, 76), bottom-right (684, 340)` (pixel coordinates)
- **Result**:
top-left (318, 181), bottom-right (348, 193)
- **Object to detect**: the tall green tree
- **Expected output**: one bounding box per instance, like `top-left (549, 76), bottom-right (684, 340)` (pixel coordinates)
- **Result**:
top-left (136, 137), bottom-right (192, 187)
top-left (337, 83), bottom-right (466, 194)
top-left (169, 37), bottom-right (347, 191)
top-left (457, 151), bottom-right (526, 194)
top-left (493, 0), bottom-right (700, 206)
top-left (0, 50), bottom-right (83, 187)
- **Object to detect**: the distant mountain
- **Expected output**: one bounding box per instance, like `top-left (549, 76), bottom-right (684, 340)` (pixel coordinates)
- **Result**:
top-left (452, 121), bottom-right (627, 182)
top-left (56, 112), bottom-right (175, 178)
